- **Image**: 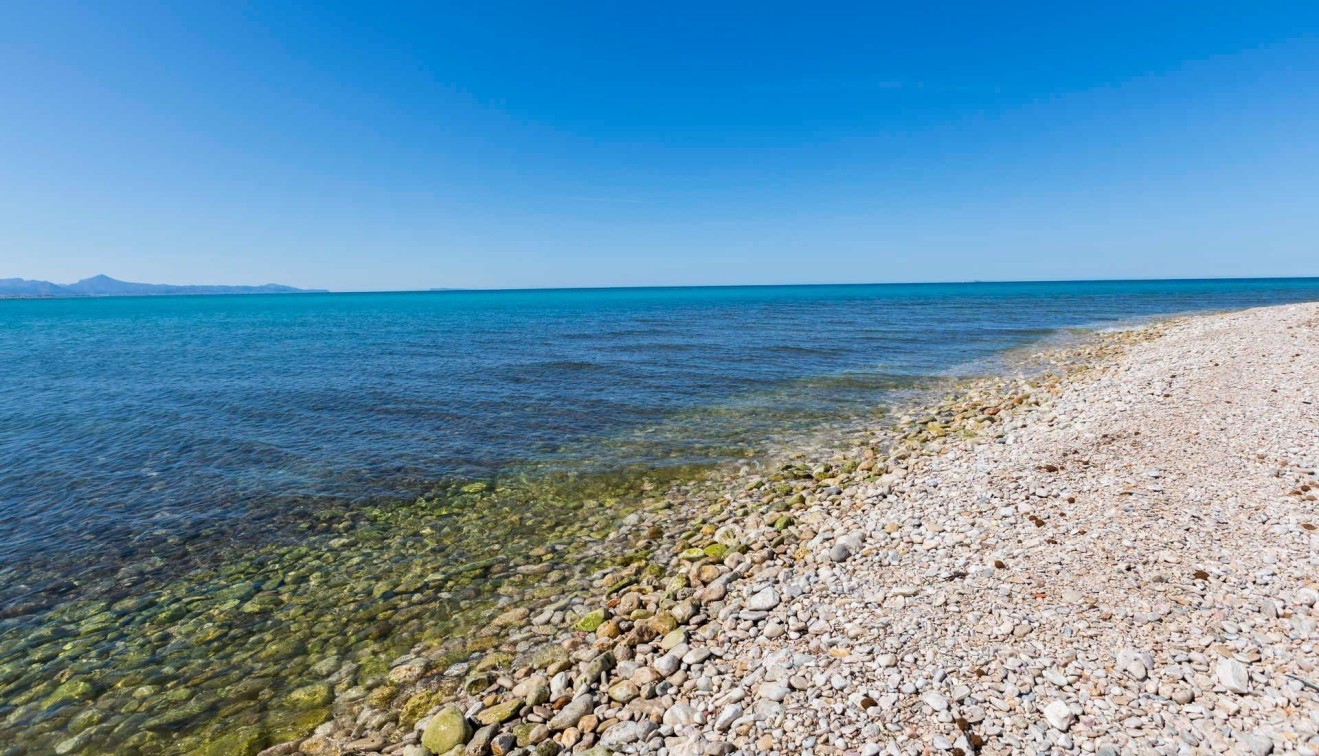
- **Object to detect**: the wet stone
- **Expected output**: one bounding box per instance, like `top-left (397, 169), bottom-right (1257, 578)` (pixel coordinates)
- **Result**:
top-left (423, 707), bottom-right (473, 754)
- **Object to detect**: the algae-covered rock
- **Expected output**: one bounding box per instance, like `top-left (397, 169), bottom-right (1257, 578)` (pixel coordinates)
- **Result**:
top-left (492, 606), bottom-right (530, 627)
top-left (66, 706), bottom-right (107, 734)
top-left (648, 611), bottom-right (678, 635)
top-left (511, 721), bottom-right (538, 747)
top-left (474, 698), bottom-right (521, 726)
top-left (466, 635), bottom-right (502, 653)
top-left (702, 543), bottom-right (729, 560)
top-left (142, 695), bottom-right (218, 732)
top-left (42, 678), bottom-right (99, 707)
top-left (526, 640), bottom-right (567, 669)
top-left (573, 609), bottom-right (607, 632)
top-left (399, 688), bottom-right (444, 728)
top-left (463, 672), bottom-right (494, 695)
top-left (193, 725), bottom-right (266, 756)
top-left (239, 593), bottom-right (282, 614)
top-left (474, 651), bottom-right (513, 672)
top-left (421, 706), bottom-right (471, 754)
top-left (286, 682), bottom-right (331, 710)
top-left (365, 682), bottom-right (399, 709)
top-left (531, 741), bottom-right (561, 756)
top-left (664, 574), bottom-right (689, 597)
top-left (255, 636), bottom-right (305, 661)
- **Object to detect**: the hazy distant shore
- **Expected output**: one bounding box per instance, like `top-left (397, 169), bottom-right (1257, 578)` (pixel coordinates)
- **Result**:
top-left (0, 274), bottom-right (323, 299)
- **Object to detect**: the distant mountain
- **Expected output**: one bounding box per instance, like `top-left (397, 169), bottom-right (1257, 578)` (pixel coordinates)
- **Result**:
top-left (0, 275), bottom-right (324, 299)
top-left (0, 278), bottom-right (68, 297)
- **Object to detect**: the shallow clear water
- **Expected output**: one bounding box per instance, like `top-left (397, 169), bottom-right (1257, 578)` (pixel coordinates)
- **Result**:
top-left (7, 277), bottom-right (1319, 588)
top-left (2, 278), bottom-right (1319, 753)
top-left (5, 279), bottom-right (1319, 592)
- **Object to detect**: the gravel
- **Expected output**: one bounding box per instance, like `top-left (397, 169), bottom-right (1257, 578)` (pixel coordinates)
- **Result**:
top-left (283, 302), bottom-right (1319, 756)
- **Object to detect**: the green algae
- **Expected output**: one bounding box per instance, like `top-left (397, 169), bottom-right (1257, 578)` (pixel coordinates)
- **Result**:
top-left (0, 462), bottom-right (719, 754)
top-left (573, 609), bottom-right (607, 633)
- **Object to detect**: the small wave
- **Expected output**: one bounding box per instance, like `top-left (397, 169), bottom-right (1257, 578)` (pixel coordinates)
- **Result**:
top-left (531, 360), bottom-right (606, 372)
top-left (762, 344), bottom-right (846, 356)
top-left (796, 372), bottom-right (913, 390)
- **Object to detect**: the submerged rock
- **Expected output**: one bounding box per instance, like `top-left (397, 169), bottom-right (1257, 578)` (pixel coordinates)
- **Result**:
top-left (285, 683), bottom-right (331, 710)
top-left (422, 707), bottom-right (472, 754)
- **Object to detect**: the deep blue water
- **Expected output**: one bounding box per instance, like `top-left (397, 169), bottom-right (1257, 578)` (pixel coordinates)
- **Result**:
top-left (3, 278), bottom-right (1319, 592)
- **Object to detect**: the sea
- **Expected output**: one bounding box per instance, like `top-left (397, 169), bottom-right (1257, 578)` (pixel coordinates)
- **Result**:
top-left (2, 277), bottom-right (1318, 753)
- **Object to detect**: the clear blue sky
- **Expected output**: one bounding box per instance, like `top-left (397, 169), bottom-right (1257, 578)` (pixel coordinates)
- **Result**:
top-left (2, 2), bottom-right (1317, 290)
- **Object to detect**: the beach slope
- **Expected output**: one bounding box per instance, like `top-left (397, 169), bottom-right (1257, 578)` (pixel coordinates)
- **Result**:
top-left (665, 302), bottom-right (1319, 755)
top-left (294, 302), bottom-right (1319, 756)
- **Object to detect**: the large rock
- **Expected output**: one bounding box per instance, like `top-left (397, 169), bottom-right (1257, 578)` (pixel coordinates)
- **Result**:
top-left (521, 676), bottom-right (550, 707)
top-left (489, 734), bottom-right (517, 755)
top-left (574, 651), bottom-right (615, 689)
top-left (607, 680), bottom-right (639, 703)
top-left (422, 707), bottom-right (472, 754)
top-left (747, 587), bottom-right (780, 611)
top-left (714, 703), bottom-right (743, 731)
top-left (600, 719), bottom-right (657, 748)
top-left (548, 694), bottom-right (594, 730)
top-left (1217, 657), bottom-right (1251, 695)
top-left (1043, 699), bottom-right (1074, 731)
top-left (659, 629), bottom-right (686, 650)
top-left (466, 725), bottom-right (496, 756)
top-left (663, 702), bottom-right (697, 726)
top-left (654, 651), bottom-right (682, 677)
top-left (475, 699), bottom-right (522, 726)
top-left (574, 608), bottom-right (607, 632)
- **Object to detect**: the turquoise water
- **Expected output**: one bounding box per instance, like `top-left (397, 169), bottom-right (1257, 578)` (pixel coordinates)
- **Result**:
top-left (3, 278), bottom-right (1319, 607)
top-left (2, 278), bottom-right (1319, 753)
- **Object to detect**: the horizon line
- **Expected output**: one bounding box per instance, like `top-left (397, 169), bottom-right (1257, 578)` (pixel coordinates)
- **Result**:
top-left (402, 273), bottom-right (1319, 295)
top-left (5, 273), bottom-right (1319, 301)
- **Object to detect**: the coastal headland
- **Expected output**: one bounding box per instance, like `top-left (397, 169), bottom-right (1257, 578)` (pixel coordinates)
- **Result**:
top-left (262, 303), bottom-right (1319, 756)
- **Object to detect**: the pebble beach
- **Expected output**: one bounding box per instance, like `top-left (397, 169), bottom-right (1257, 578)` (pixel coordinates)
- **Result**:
top-left (264, 302), bottom-right (1319, 756)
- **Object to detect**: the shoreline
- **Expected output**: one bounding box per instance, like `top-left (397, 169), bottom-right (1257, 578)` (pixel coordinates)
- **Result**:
top-left (228, 322), bottom-right (1173, 756)
top-left (265, 303), bottom-right (1319, 756)
top-left (3, 315), bottom-right (1080, 754)
top-left (10, 302), bottom-right (1317, 755)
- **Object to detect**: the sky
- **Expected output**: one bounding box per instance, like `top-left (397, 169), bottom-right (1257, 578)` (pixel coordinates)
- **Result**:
top-left (1, 2), bottom-right (1317, 291)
